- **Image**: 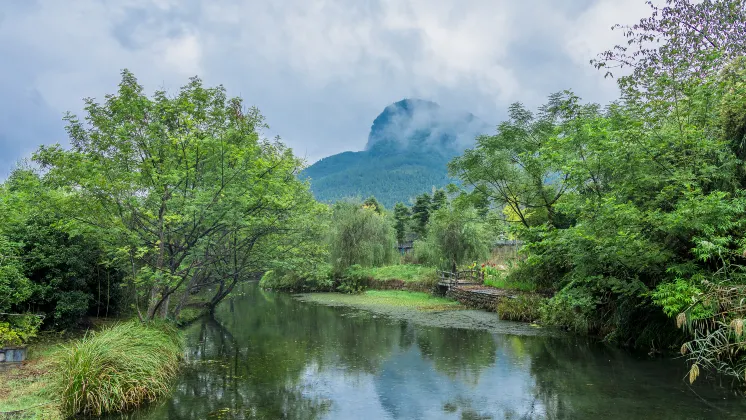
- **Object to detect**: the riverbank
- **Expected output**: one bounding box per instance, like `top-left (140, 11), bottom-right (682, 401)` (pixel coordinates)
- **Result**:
top-left (261, 263), bottom-right (548, 323)
top-left (0, 321), bottom-right (183, 419)
top-left (296, 290), bottom-right (554, 336)
top-left (298, 290), bottom-right (462, 311)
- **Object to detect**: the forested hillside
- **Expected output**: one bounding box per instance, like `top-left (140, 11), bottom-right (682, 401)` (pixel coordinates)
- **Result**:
top-left (302, 99), bottom-right (489, 207)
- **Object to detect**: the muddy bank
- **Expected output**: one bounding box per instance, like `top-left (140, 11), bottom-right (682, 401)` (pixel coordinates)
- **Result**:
top-left (295, 291), bottom-right (558, 337)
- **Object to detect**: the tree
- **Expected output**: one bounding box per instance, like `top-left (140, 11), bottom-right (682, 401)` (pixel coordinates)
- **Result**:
top-left (0, 235), bottom-right (32, 314)
top-left (414, 205), bottom-right (490, 271)
top-left (393, 203), bottom-right (411, 245)
top-left (449, 99), bottom-right (570, 229)
top-left (327, 201), bottom-right (396, 273)
top-left (363, 196), bottom-right (384, 214)
top-left (593, 0), bottom-right (746, 108)
top-left (411, 193), bottom-right (432, 236)
top-left (0, 168), bottom-right (124, 328)
top-left (431, 189), bottom-right (448, 211)
top-left (35, 70), bottom-right (317, 320)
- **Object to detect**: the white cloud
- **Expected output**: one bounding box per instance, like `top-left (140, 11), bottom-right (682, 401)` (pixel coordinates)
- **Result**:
top-left (0, 0), bottom-right (654, 176)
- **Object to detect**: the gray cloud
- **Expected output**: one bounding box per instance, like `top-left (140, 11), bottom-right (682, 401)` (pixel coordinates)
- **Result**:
top-left (0, 0), bottom-right (651, 178)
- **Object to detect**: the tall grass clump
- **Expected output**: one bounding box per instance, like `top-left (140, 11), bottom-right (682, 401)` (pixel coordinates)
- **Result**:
top-left (57, 321), bottom-right (184, 417)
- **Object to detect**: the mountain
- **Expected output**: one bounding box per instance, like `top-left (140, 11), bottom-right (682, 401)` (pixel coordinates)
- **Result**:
top-left (302, 99), bottom-right (490, 208)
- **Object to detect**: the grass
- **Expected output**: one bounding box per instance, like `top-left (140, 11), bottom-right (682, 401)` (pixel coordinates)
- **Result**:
top-left (0, 336), bottom-right (65, 419)
top-left (483, 276), bottom-right (537, 292)
top-left (57, 321), bottom-right (184, 417)
top-left (0, 320), bottom-right (184, 419)
top-left (304, 290), bottom-right (462, 311)
top-left (350, 264), bottom-right (438, 283)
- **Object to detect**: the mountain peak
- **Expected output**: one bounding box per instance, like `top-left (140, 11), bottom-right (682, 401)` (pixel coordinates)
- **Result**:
top-left (302, 99), bottom-right (490, 207)
top-left (364, 98), bottom-right (488, 154)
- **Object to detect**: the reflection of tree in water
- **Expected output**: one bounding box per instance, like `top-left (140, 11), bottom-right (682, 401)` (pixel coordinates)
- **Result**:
top-left (156, 315), bottom-right (331, 420)
top-left (497, 334), bottom-right (746, 420)
top-left (415, 326), bottom-right (496, 384)
top-left (142, 284), bottom-right (421, 419)
top-left (124, 283), bottom-right (736, 420)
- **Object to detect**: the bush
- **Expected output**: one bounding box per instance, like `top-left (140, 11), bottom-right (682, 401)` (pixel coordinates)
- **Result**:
top-left (57, 321), bottom-right (183, 416)
top-left (496, 295), bottom-right (545, 322)
top-left (259, 264), bottom-right (334, 292)
top-left (0, 314), bottom-right (43, 347)
top-left (539, 290), bottom-right (598, 334)
top-left (337, 265), bottom-right (370, 294)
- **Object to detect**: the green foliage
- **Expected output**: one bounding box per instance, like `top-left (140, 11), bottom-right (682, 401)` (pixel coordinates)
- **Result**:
top-left (0, 235), bottom-right (32, 313)
top-left (345, 264), bottom-right (438, 283)
top-left (676, 281), bottom-right (746, 385)
top-left (304, 290), bottom-right (461, 311)
top-left (480, 266), bottom-right (535, 292)
top-left (0, 169), bottom-right (126, 328)
top-left (393, 203), bottom-right (411, 244)
top-left (0, 315), bottom-right (43, 347)
top-left (431, 189), bottom-right (448, 211)
top-left (328, 201), bottom-right (397, 274)
top-left (57, 321), bottom-right (183, 417)
top-left (651, 278), bottom-right (708, 319)
top-left (411, 193), bottom-right (432, 236)
top-left (362, 196), bottom-right (384, 214)
top-left (259, 264), bottom-right (334, 292)
top-left (496, 295), bottom-right (544, 322)
top-left (32, 70), bottom-right (321, 320)
top-left (449, 99), bottom-right (570, 229)
top-left (337, 265), bottom-right (369, 294)
top-left (539, 290), bottom-right (598, 334)
top-left (413, 205), bottom-right (490, 270)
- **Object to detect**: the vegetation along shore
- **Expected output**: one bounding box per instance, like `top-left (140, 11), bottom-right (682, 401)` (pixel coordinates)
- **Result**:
top-left (2, 1), bottom-right (746, 418)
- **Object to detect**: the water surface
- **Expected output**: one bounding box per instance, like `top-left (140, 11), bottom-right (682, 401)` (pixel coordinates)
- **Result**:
top-left (121, 283), bottom-right (746, 419)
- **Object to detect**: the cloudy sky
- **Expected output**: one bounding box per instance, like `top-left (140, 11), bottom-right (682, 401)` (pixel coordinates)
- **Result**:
top-left (0, 0), bottom-right (651, 177)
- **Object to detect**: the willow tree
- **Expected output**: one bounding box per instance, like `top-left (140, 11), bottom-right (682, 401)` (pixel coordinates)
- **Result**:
top-left (327, 201), bottom-right (396, 273)
top-left (414, 205), bottom-right (490, 271)
top-left (35, 70), bottom-right (317, 320)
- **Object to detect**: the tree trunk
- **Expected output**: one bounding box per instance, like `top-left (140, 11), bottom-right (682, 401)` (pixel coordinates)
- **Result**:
top-left (159, 293), bottom-right (170, 319)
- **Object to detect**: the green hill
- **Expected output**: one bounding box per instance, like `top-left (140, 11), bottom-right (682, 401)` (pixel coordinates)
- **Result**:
top-left (302, 99), bottom-right (489, 208)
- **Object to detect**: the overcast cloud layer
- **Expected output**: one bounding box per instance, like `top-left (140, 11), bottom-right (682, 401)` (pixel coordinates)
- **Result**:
top-left (0, 0), bottom-right (651, 177)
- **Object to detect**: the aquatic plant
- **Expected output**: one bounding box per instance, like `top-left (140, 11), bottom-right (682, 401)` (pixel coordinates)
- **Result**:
top-left (57, 321), bottom-right (183, 416)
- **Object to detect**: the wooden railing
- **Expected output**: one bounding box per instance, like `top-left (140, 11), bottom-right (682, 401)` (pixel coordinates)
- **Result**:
top-left (437, 269), bottom-right (483, 289)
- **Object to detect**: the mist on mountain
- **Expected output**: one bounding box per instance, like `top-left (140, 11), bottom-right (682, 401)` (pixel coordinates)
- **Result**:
top-left (301, 99), bottom-right (491, 208)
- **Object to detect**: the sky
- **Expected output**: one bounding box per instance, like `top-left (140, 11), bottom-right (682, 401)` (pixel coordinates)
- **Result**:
top-left (0, 0), bottom-right (652, 177)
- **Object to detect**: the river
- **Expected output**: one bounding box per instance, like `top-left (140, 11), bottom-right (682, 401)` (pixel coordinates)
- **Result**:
top-left (118, 283), bottom-right (746, 419)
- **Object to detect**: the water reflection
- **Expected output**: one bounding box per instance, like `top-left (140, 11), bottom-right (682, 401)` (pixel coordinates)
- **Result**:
top-left (119, 283), bottom-right (746, 420)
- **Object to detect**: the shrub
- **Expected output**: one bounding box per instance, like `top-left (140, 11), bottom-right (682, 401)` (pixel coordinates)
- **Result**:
top-left (539, 290), bottom-right (598, 334)
top-left (0, 314), bottom-right (43, 347)
top-left (57, 321), bottom-right (183, 417)
top-left (496, 295), bottom-right (545, 322)
top-left (259, 264), bottom-right (334, 292)
top-left (337, 265), bottom-right (370, 294)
